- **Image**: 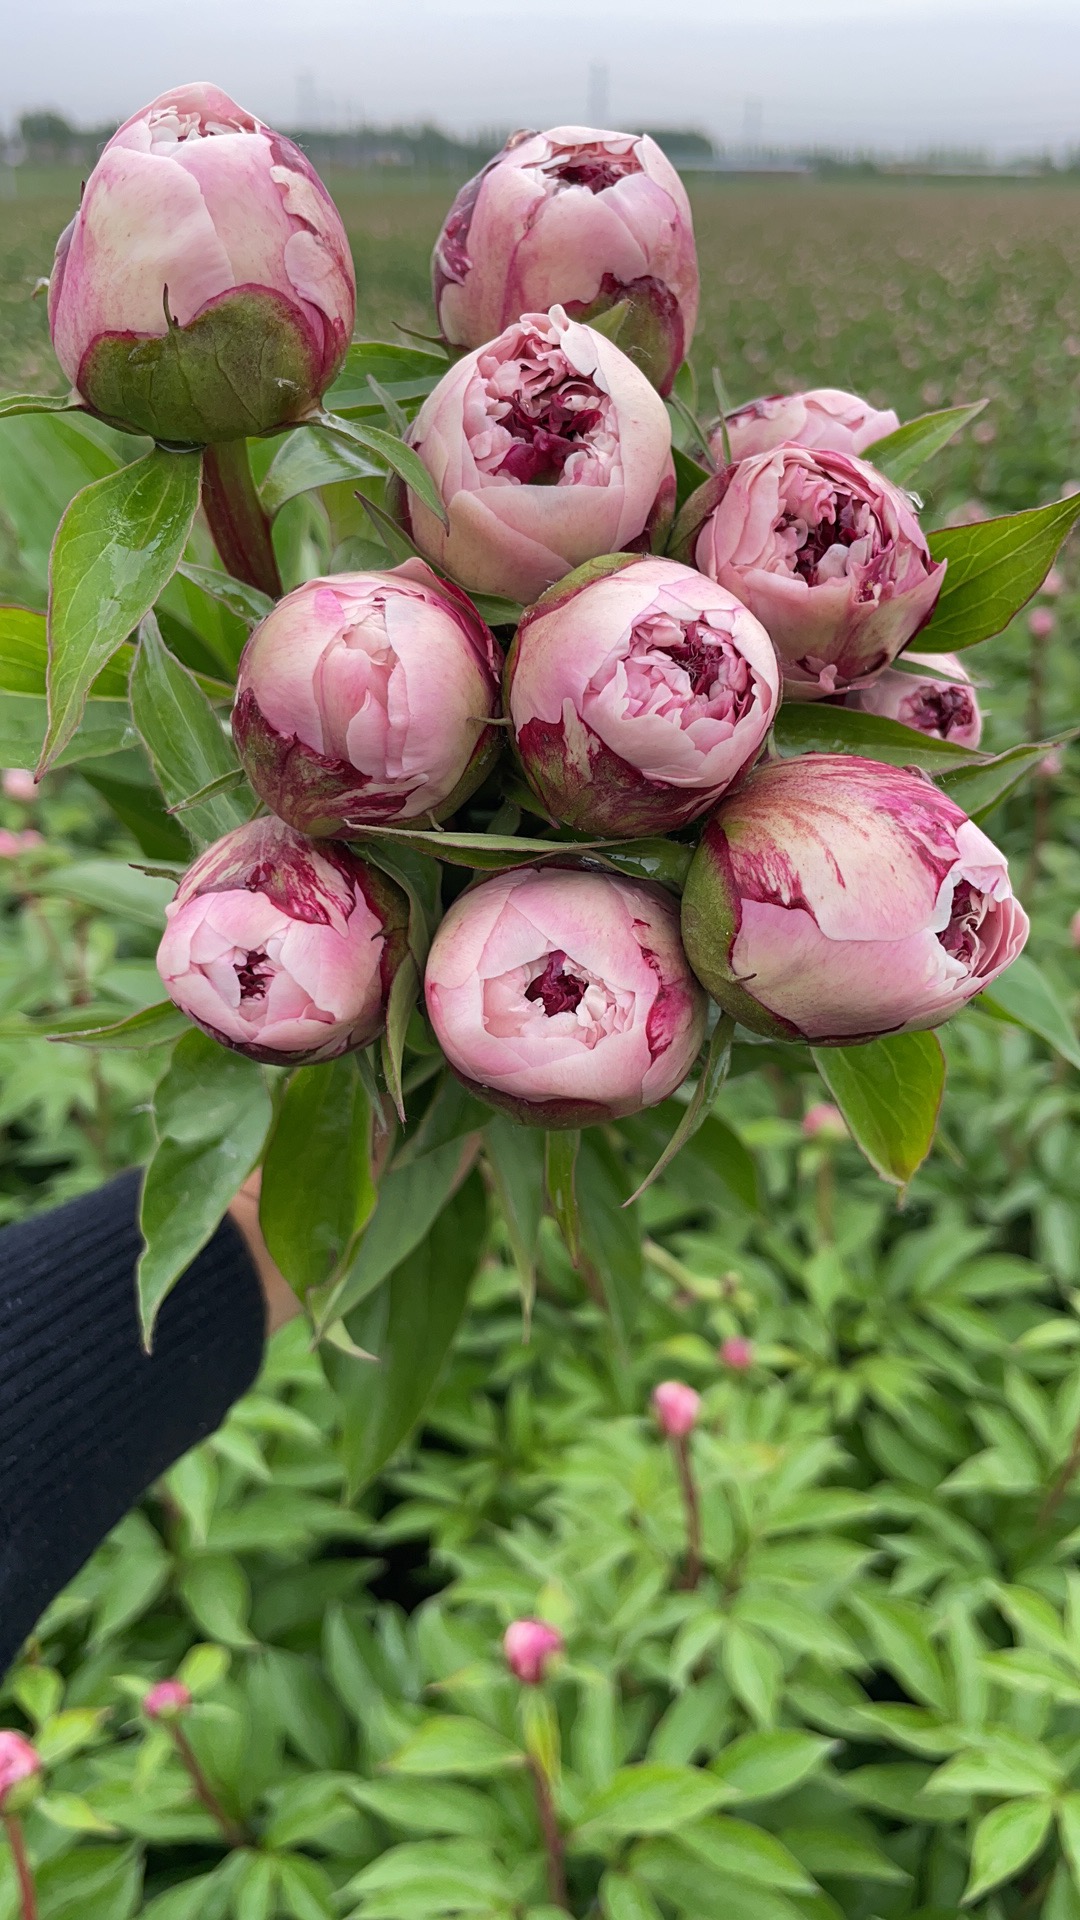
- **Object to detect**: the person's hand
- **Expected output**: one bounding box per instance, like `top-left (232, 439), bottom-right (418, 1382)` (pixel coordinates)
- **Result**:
top-left (228, 1172), bottom-right (301, 1335)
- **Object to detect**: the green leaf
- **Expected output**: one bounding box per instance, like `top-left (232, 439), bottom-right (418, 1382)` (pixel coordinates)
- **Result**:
top-left (176, 561), bottom-right (273, 628)
top-left (545, 1127), bottom-right (581, 1263)
top-left (938, 735), bottom-right (1074, 821)
top-left (0, 604), bottom-right (129, 697)
top-left (48, 999), bottom-right (191, 1051)
top-left (139, 1030), bottom-right (273, 1341)
top-left (381, 950), bottom-right (421, 1125)
top-left (576, 1132), bottom-right (644, 1350)
top-left (177, 1556), bottom-right (255, 1648)
top-left (260, 1058), bottom-right (375, 1302)
top-left (326, 340), bottom-right (447, 417)
top-left (780, 1824), bottom-right (909, 1885)
top-left (963, 1796), bottom-right (1054, 1903)
top-left (33, 857), bottom-right (176, 928)
top-left (849, 1592), bottom-right (948, 1711)
top-left (348, 1777), bottom-right (507, 1840)
top-left (980, 954), bottom-right (1080, 1070)
top-left (42, 445), bottom-right (202, 770)
top-left (863, 401), bottom-right (988, 487)
top-left (811, 1031), bottom-right (945, 1187)
top-left (575, 1765), bottom-right (732, 1840)
top-left (483, 1118), bottom-right (545, 1318)
top-left (0, 391), bottom-right (86, 420)
top-left (627, 1015), bottom-right (734, 1205)
top-left (673, 445), bottom-right (712, 515)
top-left (633, 1841), bottom-right (804, 1920)
top-left (772, 699), bottom-right (984, 771)
top-left (129, 613), bottom-right (250, 844)
top-left (600, 1872), bottom-right (665, 1920)
top-left (677, 1816), bottom-right (817, 1892)
top-left (921, 492), bottom-right (1080, 652)
top-left (169, 766), bottom-right (250, 814)
top-left (328, 1171), bottom-right (486, 1492)
top-left (260, 425), bottom-right (380, 516)
top-left (320, 1134), bottom-right (483, 1329)
top-left (317, 412), bottom-right (449, 527)
top-left (1057, 1792), bottom-right (1080, 1889)
top-left (351, 823), bottom-right (599, 871)
top-left (711, 1732), bottom-right (835, 1803)
top-left (385, 1716), bottom-right (524, 1778)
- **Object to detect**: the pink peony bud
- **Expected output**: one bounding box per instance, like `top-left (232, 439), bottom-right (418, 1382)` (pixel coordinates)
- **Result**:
top-left (719, 1336), bottom-right (754, 1371)
top-left (1028, 608), bottom-right (1056, 640)
top-left (48, 83), bottom-right (355, 445)
top-left (233, 561), bottom-right (502, 836)
top-left (712, 387), bottom-right (899, 466)
top-left (846, 651), bottom-right (982, 749)
top-left (1041, 567), bottom-right (1065, 597)
top-left (0, 1731), bottom-right (42, 1813)
top-left (672, 447), bottom-right (945, 701)
top-left (652, 1379), bottom-right (701, 1436)
top-left (504, 1619), bottom-right (564, 1685)
top-left (434, 126), bottom-right (699, 397)
top-left (143, 1680), bottom-right (192, 1721)
top-left (425, 866), bottom-right (706, 1128)
top-left (0, 829), bottom-right (44, 856)
top-left (682, 756), bottom-right (1029, 1044)
top-left (506, 556), bottom-right (779, 837)
top-left (402, 305), bottom-right (674, 606)
top-left (1040, 749), bottom-right (1065, 778)
top-left (2, 769), bottom-right (38, 803)
top-left (802, 1102), bottom-right (848, 1141)
top-left (156, 818), bottom-right (409, 1064)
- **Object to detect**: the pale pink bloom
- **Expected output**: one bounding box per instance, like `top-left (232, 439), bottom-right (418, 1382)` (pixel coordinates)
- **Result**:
top-left (0, 1731), bottom-right (41, 1812)
top-left (48, 82), bottom-right (355, 443)
top-left (403, 306), bottom-right (674, 606)
top-left (1042, 567), bottom-right (1065, 597)
top-left (652, 1379), bottom-right (701, 1437)
top-left (434, 125), bottom-right (698, 396)
top-left (234, 561), bottom-right (501, 836)
top-left (1028, 608), bottom-right (1056, 640)
top-left (144, 1680), bottom-right (192, 1720)
top-left (507, 556), bottom-right (779, 836)
top-left (675, 446), bottom-right (944, 700)
top-left (157, 819), bottom-right (408, 1064)
top-left (681, 756), bottom-right (1029, 1044)
top-left (425, 866), bottom-right (706, 1127)
top-left (802, 1102), bottom-right (847, 1141)
top-left (719, 1337), bottom-right (754, 1371)
top-left (0, 829), bottom-right (44, 856)
top-left (714, 387), bottom-right (899, 465)
top-left (847, 651), bottom-right (982, 748)
top-left (2, 769), bottom-right (38, 803)
top-left (504, 1619), bottom-right (564, 1685)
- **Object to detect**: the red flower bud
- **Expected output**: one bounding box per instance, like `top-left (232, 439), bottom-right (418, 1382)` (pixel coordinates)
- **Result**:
top-left (719, 1337), bottom-right (754, 1372)
top-left (652, 1380), bottom-right (701, 1437)
top-left (143, 1680), bottom-right (192, 1721)
top-left (504, 1619), bottom-right (564, 1685)
top-left (0, 1732), bottom-right (41, 1813)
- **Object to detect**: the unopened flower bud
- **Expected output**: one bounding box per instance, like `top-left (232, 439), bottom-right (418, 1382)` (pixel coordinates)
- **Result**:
top-left (1042, 567), bottom-right (1065, 597)
top-left (2, 770), bottom-right (38, 803)
top-left (48, 83), bottom-right (355, 444)
top-left (0, 1731), bottom-right (42, 1814)
top-left (712, 387), bottom-right (899, 466)
top-left (504, 1619), bottom-right (564, 1686)
top-left (1028, 608), bottom-right (1056, 641)
top-left (719, 1337), bottom-right (754, 1371)
top-left (847, 651), bottom-right (982, 748)
top-left (157, 819), bottom-right (409, 1064)
top-left (652, 1379), bottom-right (701, 1437)
top-left (143, 1680), bottom-right (192, 1721)
top-left (802, 1102), bottom-right (847, 1141)
top-left (0, 830), bottom-right (44, 857)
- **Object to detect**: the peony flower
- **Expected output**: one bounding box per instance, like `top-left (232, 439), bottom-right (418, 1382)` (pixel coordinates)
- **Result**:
top-left (424, 866), bottom-right (706, 1128)
top-left (156, 819), bottom-right (408, 1064)
top-left (48, 82), bottom-right (355, 444)
top-left (713, 387), bottom-right (899, 466)
top-left (504, 1619), bottom-right (564, 1685)
top-left (0, 1731), bottom-right (41, 1813)
top-left (402, 306), bottom-right (674, 606)
top-left (846, 651), bottom-right (982, 748)
top-left (433, 125), bottom-right (699, 396)
top-left (506, 555), bottom-right (779, 836)
top-left (681, 756), bottom-right (1029, 1044)
top-left (652, 1380), bottom-right (701, 1437)
top-left (144, 1680), bottom-right (193, 1721)
top-left (673, 447), bottom-right (945, 700)
top-left (233, 561), bottom-right (502, 836)
top-left (718, 1337), bottom-right (754, 1371)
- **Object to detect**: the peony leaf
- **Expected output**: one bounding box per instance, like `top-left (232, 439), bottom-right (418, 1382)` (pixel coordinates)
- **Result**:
top-left (129, 613), bottom-right (251, 846)
top-left (484, 1119), bottom-right (546, 1324)
top-left (46, 1000), bottom-right (191, 1051)
top-left (175, 561), bottom-right (273, 628)
top-left (316, 1134), bottom-right (483, 1333)
top-left (773, 700), bottom-right (984, 771)
top-left (980, 954), bottom-right (1080, 1071)
top-left (938, 735), bottom-right (1075, 821)
top-left (384, 1715), bottom-right (524, 1778)
top-left (920, 491), bottom-right (1080, 652)
top-left (317, 411), bottom-right (449, 527)
top-left (325, 339), bottom-right (447, 418)
top-left (260, 425), bottom-right (379, 517)
top-left (260, 1057), bottom-right (376, 1304)
top-left (545, 1128), bottom-right (581, 1264)
top-left (576, 1133), bottom-right (645, 1350)
top-left (811, 1031), bottom-right (945, 1188)
top-left (626, 1014), bottom-right (735, 1206)
top-left (963, 1796), bottom-right (1054, 1903)
top-left (0, 391), bottom-right (85, 420)
top-left (42, 446), bottom-right (202, 771)
top-left (863, 400), bottom-right (988, 488)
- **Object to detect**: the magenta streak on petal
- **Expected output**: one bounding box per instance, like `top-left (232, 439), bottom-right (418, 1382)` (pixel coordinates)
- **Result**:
top-left (524, 949), bottom-right (588, 1016)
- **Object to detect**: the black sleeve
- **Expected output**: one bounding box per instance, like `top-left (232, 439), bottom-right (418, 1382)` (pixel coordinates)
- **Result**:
top-left (0, 1169), bottom-right (266, 1676)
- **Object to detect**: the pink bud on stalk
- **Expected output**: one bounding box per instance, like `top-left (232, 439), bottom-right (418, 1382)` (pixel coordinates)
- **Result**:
top-left (0, 831), bottom-right (44, 857)
top-left (402, 306), bottom-right (674, 607)
top-left (156, 819), bottom-right (409, 1064)
top-left (712, 387), bottom-right (900, 466)
top-left (143, 1680), bottom-right (193, 1721)
top-left (233, 562), bottom-right (502, 836)
top-left (1028, 608), bottom-right (1056, 640)
top-left (0, 1734), bottom-right (41, 1815)
top-left (433, 126), bottom-right (699, 397)
top-left (719, 1336), bottom-right (754, 1371)
top-left (48, 83), bottom-right (355, 445)
top-left (652, 1380), bottom-right (701, 1437)
top-left (504, 1620), bottom-right (564, 1686)
top-left (802, 1103), bottom-right (847, 1142)
top-left (845, 651), bottom-right (982, 748)
top-left (2, 771), bottom-right (37, 803)
top-left (424, 866), bottom-right (706, 1128)
top-left (681, 757), bottom-right (1029, 1045)
top-left (673, 448), bottom-right (945, 700)
top-left (506, 556), bottom-right (779, 837)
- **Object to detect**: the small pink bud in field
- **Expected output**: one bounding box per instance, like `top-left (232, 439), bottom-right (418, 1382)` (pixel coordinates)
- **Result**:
top-left (0, 1731), bottom-right (41, 1812)
top-left (1042, 567), bottom-right (1065, 597)
top-left (846, 651), bottom-right (982, 749)
top-left (719, 1336), bottom-right (754, 1372)
top-left (802, 1102), bottom-right (848, 1141)
top-left (652, 1380), bottom-right (701, 1437)
top-left (0, 829), bottom-right (45, 857)
top-left (712, 386), bottom-right (899, 466)
top-left (504, 1620), bottom-right (564, 1686)
top-left (2, 770), bottom-right (37, 803)
top-left (1071, 910), bottom-right (1080, 950)
top-left (143, 1680), bottom-right (192, 1721)
top-left (1028, 608), bottom-right (1056, 640)
top-left (1040, 749), bottom-right (1064, 778)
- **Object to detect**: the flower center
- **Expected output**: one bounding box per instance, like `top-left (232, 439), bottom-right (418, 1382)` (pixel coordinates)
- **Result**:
top-left (234, 948), bottom-right (273, 1000)
top-left (605, 611), bottom-right (756, 731)
top-left (472, 318), bottom-right (615, 488)
top-left (906, 683), bottom-right (975, 739)
top-left (544, 148), bottom-right (642, 193)
top-left (525, 950), bottom-right (588, 1016)
top-left (938, 881), bottom-right (986, 965)
top-left (791, 494), bottom-right (866, 583)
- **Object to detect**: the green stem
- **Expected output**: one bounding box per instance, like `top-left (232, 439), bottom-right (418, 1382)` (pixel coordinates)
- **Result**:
top-left (201, 440), bottom-right (283, 599)
top-left (4, 1815), bottom-right (36, 1920)
top-left (672, 1433), bottom-right (702, 1589)
top-left (527, 1755), bottom-right (568, 1911)
top-left (170, 1724), bottom-right (252, 1850)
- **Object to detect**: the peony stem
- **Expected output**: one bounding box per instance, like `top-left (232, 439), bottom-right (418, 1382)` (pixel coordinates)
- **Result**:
top-left (672, 1432), bottom-right (702, 1589)
top-left (202, 440), bottom-right (283, 600)
top-left (4, 1815), bottom-right (37, 1920)
top-left (527, 1754), bottom-right (568, 1911)
top-left (169, 1724), bottom-right (252, 1850)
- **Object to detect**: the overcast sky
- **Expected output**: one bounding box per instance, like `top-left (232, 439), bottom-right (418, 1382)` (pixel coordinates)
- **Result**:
top-left (4, 0), bottom-right (1079, 155)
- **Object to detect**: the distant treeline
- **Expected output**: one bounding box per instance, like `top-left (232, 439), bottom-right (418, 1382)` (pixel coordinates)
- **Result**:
top-left (7, 111), bottom-right (1080, 177)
